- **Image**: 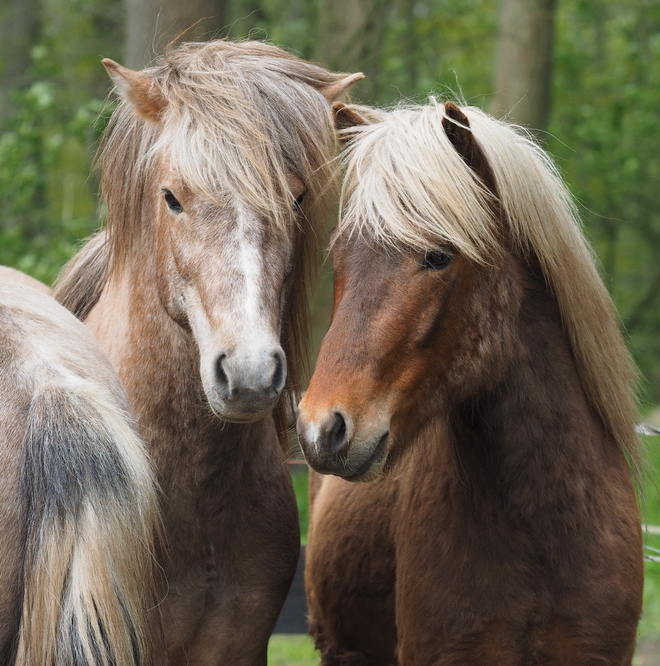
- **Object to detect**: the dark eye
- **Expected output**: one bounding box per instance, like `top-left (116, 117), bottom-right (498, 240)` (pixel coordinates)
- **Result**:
top-left (422, 249), bottom-right (453, 270)
top-left (293, 192), bottom-right (306, 211)
top-left (163, 189), bottom-right (183, 214)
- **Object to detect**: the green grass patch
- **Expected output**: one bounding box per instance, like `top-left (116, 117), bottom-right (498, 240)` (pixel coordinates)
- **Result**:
top-left (268, 634), bottom-right (317, 666)
top-left (638, 434), bottom-right (660, 662)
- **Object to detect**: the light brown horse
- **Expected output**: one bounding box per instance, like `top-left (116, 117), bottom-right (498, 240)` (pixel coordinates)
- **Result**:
top-left (54, 40), bottom-right (361, 665)
top-left (297, 101), bottom-right (644, 665)
top-left (0, 271), bottom-right (159, 666)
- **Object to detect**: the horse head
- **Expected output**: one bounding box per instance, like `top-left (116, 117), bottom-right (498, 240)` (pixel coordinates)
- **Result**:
top-left (297, 102), bottom-right (524, 479)
top-left (101, 44), bottom-right (362, 424)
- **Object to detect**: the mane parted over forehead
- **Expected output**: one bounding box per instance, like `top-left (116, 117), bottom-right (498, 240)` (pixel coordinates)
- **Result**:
top-left (99, 40), bottom-right (350, 261)
top-left (151, 41), bottom-right (346, 222)
top-left (338, 100), bottom-right (498, 262)
top-left (338, 99), bottom-right (641, 478)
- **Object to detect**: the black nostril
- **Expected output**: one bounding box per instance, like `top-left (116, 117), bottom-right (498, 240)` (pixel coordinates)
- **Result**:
top-left (329, 412), bottom-right (348, 457)
top-left (215, 354), bottom-right (229, 395)
top-left (270, 353), bottom-right (285, 396)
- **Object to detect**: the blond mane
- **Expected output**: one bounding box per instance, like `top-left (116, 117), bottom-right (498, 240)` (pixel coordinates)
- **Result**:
top-left (338, 99), bottom-right (640, 473)
top-left (60, 40), bottom-right (346, 430)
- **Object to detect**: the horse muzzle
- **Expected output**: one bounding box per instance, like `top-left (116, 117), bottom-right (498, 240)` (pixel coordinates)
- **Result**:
top-left (203, 347), bottom-right (287, 422)
top-left (297, 406), bottom-right (391, 481)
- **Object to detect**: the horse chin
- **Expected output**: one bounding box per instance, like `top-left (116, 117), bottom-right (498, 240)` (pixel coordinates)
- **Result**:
top-left (206, 396), bottom-right (276, 424)
top-left (218, 413), bottom-right (269, 424)
top-left (302, 430), bottom-right (391, 482)
top-left (338, 431), bottom-right (391, 482)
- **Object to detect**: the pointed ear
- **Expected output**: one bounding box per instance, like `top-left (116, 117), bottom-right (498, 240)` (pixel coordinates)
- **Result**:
top-left (332, 102), bottom-right (370, 131)
top-left (442, 102), bottom-right (497, 194)
top-left (442, 102), bottom-right (474, 161)
top-left (320, 72), bottom-right (364, 102)
top-left (102, 58), bottom-right (166, 122)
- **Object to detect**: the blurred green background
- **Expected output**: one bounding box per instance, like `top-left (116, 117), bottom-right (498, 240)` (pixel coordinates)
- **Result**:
top-left (1, 0), bottom-right (659, 661)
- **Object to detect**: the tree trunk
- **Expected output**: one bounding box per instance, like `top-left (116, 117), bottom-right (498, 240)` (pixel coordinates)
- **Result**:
top-left (125, 0), bottom-right (229, 69)
top-left (0, 0), bottom-right (41, 121)
top-left (313, 0), bottom-right (392, 101)
top-left (490, 0), bottom-right (556, 133)
top-left (314, 0), bottom-right (368, 72)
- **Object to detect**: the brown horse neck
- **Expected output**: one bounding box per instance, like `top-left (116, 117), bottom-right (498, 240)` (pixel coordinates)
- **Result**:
top-left (445, 265), bottom-right (625, 522)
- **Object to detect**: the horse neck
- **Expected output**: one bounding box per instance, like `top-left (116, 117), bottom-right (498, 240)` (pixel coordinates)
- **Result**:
top-left (443, 262), bottom-right (628, 523)
top-left (87, 254), bottom-right (191, 400)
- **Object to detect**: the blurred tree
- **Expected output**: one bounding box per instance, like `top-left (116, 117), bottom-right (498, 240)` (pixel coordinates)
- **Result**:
top-left (313, 0), bottom-right (394, 100)
top-left (548, 0), bottom-right (660, 401)
top-left (0, 0), bottom-right (123, 282)
top-left (1, 0), bottom-right (660, 404)
top-left (490, 0), bottom-right (556, 132)
top-left (0, 0), bottom-right (41, 121)
top-left (125, 0), bottom-right (229, 68)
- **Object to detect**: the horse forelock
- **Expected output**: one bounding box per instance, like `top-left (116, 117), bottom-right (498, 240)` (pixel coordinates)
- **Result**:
top-left (338, 100), bottom-right (641, 478)
top-left (151, 42), bottom-right (340, 221)
top-left (337, 101), bottom-right (499, 263)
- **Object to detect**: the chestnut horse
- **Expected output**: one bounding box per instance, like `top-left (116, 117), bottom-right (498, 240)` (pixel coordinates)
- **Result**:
top-left (298, 101), bottom-right (644, 665)
top-left (0, 272), bottom-right (159, 666)
top-left (54, 41), bottom-right (361, 665)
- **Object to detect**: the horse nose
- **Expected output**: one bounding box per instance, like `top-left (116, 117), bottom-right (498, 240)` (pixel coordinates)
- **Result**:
top-left (270, 352), bottom-right (286, 396)
top-left (297, 409), bottom-right (352, 469)
top-left (214, 348), bottom-right (287, 409)
top-left (325, 411), bottom-right (349, 457)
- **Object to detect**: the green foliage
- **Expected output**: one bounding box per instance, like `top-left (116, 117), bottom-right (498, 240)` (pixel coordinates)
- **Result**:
top-left (0, 0), bottom-right (120, 284)
top-left (549, 0), bottom-right (660, 405)
top-left (0, 66), bottom-right (109, 282)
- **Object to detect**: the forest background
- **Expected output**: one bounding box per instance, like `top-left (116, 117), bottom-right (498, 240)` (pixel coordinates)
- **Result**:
top-left (1, 0), bottom-right (660, 662)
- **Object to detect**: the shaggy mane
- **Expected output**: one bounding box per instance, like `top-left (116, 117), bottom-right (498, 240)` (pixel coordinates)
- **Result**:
top-left (338, 99), bottom-right (641, 475)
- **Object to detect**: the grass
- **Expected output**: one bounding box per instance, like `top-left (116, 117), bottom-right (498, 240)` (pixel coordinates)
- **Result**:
top-left (277, 437), bottom-right (660, 666)
top-left (268, 635), bottom-right (318, 666)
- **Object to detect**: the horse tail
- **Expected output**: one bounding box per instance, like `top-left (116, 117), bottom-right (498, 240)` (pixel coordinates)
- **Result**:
top-left (53, 230), bottom-right (108, 321)
top-left (16, 375), bottom-right (161, 666)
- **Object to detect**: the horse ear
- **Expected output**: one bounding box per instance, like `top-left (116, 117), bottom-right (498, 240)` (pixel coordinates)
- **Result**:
top-left (320, 73), bottom-right (365, 102)
top-left (442, 102), bottom-right (497, 194)
top-left (332, 103), bottom-right (386, 145)
top-left (442, 102), bottom-right (474, 162)
top-left (332, 102), bottom-right (370, 131)
top-left (102, 58), bottom-right (166, 123)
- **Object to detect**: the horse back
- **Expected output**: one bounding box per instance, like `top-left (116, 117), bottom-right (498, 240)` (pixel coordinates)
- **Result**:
top-left (0, 266), bottom-right (49, 294)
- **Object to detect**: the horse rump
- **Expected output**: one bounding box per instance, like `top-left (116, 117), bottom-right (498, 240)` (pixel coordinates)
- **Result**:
top-left (16, 377), bottom-right (160, 666)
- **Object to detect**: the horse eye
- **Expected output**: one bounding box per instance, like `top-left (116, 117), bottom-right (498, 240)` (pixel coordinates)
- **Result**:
top-left (293, 192), bottom-right (306, 211)
top-left (422, 249), bottom-right (453, 270)
top-left (163, 189), bottom-right (183, 214)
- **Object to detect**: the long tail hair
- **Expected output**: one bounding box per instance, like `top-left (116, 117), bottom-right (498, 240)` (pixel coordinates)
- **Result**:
top-left (15, 374), bottom-right (161, 666)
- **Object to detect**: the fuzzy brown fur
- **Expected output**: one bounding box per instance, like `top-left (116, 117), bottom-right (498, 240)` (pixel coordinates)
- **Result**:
top-left (298, 103), bottom-right (643, 665)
